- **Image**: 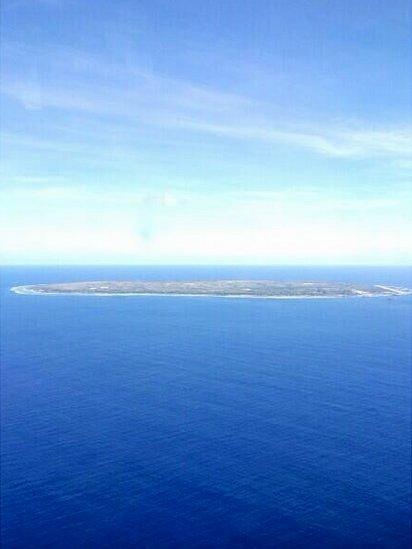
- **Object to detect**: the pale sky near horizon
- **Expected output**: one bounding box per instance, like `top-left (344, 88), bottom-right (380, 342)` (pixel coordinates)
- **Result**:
top-left (0, 0), bottom-right (411, 265)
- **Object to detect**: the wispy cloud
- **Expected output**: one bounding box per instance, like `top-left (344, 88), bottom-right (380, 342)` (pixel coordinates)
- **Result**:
top-left (2, 43), bottom-right (411, 161)
top-left (1, 43), bottom-right (251, 116)
top-left (166, 119), bottom-right (412, 159)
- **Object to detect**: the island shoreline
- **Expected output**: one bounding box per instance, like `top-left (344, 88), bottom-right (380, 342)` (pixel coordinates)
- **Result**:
top-left (10, 286), bottom-right (411, 300)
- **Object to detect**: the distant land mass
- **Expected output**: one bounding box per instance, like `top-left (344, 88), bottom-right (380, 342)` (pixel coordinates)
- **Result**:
top-left (11, 281), bottom-right (412, 298)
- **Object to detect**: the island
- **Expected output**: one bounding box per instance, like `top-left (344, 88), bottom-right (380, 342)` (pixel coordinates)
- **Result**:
top-left (10, 280), bottom-right (411, 298)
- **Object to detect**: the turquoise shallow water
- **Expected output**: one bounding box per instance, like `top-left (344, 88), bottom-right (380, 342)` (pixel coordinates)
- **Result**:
top-left (1, 266), bottom-right (411, 548)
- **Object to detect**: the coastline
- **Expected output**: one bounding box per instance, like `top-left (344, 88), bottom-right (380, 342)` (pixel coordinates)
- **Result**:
top-left (10, 286), bottom-right (411, 300)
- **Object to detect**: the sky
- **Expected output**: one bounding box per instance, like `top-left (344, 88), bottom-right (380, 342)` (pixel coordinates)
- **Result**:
top-left (0, 0), bottom-right (411, 265)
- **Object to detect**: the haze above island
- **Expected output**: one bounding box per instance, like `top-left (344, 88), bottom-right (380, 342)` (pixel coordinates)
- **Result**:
top-left (0, 0), bottom-right (411, 266)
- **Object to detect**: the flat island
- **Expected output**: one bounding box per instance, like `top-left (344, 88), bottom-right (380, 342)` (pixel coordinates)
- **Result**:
top-left (11, 280), bottom-right (411, 298)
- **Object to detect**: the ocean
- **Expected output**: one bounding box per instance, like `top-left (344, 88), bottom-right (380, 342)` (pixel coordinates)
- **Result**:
top-left (1, 266), bottom-right (411, 548)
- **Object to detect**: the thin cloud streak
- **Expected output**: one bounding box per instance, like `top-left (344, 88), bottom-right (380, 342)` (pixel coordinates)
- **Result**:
top-left (3, 76), bottom-right (411, 159)
top-left (168, 119), bottom-right (412, 158)
top-left (2, 43), bottom-right (411, 160)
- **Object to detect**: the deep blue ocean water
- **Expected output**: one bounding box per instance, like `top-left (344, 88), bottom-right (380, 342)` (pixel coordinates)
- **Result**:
top-left (1, 266), bottom-right (411, 548)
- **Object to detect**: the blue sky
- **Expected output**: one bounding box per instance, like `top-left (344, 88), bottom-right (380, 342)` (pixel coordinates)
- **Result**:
top-left (1, 0), bottom-right (411, 264)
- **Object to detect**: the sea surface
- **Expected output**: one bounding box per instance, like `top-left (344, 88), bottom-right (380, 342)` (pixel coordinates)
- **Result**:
top-left (1, 266), bottom-right (411, 548)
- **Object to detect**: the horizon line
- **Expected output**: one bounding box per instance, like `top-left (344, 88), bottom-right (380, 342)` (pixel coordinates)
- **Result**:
top-left (1, 264), bottom-right (411, 268)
